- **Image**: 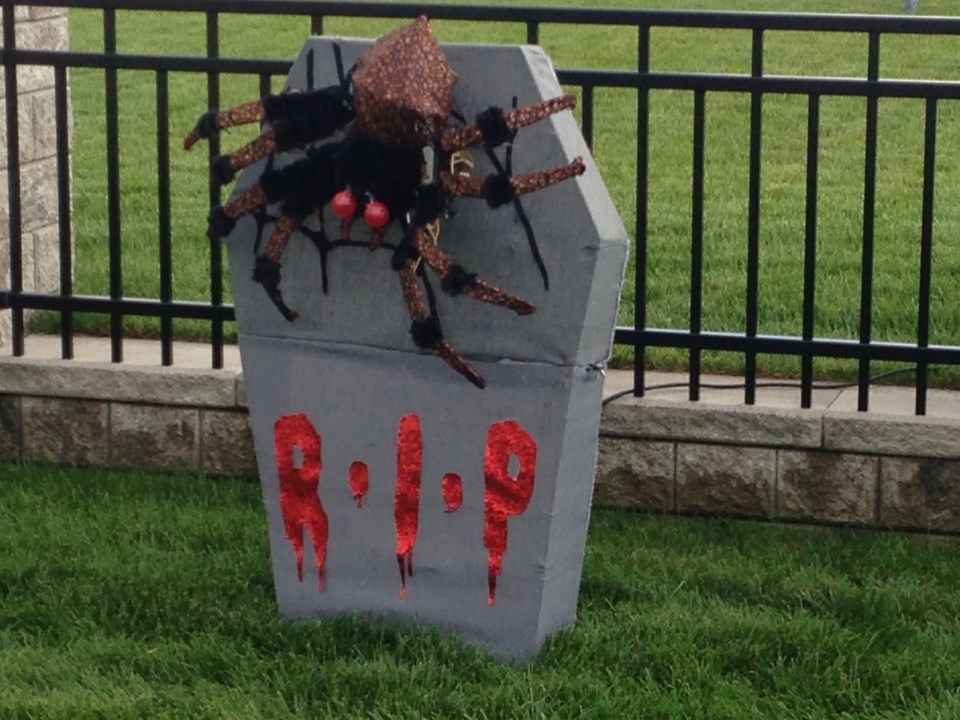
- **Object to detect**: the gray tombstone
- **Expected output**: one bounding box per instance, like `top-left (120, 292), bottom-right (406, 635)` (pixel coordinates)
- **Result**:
top-left (226, 32), bottom-right (628, 661)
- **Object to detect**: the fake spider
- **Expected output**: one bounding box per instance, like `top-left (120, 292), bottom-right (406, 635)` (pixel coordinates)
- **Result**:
top-left (184, 16), bottom-right (584, 389)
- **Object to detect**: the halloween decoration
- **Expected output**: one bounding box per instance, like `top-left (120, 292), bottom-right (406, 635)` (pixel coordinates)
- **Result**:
top-left (200, 25), bottom-right (628, 661)
top-left (185, 16), bottom-right (584, 389)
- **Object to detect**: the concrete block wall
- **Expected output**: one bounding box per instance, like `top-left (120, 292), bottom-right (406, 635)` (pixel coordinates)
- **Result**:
top-left (598, 389), bottom-right (960, 533)
top-left (3, 352), bottom-right (960, 535)
top-left (0, 6), bottom-right (71, 350)
top-left (0, 357), bottom-right (257, 478)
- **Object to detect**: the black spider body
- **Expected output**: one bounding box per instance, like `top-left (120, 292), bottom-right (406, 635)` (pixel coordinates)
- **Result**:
top-left (261, 136), bottom-right (425, 225)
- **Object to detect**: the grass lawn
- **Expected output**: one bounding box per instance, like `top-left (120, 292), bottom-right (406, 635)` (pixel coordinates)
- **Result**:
top-left (38, 0), bottom-right (960, 382)
top-left (2, 462), bottom-right (960, 717)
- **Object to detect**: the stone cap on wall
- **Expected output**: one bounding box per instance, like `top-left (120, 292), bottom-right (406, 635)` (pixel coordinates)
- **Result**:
top-left (601, 369), bottom-right (960, 461)
top-left (5, 337), bottom-right (960, 462)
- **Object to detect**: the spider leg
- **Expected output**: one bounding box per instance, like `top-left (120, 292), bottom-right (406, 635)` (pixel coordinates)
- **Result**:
top-left (184, 100), bottom-right (267, 150)
top-left (480, 113), bottom-right (550, 290)
top-left (204, 152), bottom-right (338, 320)
top-left (209, 132), bottom-right (279, 187)
top-left (410, 227), bottom-right (534, 316)
top-left (440, 95), bottom-right (577, 153)
top-left (339, 216), bottom-right (354, 240)
top-left (184, 99), bottom-right (276, 187)
top-left (398, 260), bottom-right (486, 389)
top-left (186, 85), bottom-right (354, 186)
top-left (205, 185), bottom-right (301, 322)
top-left (440, 157), bottom-right (586, 207)
top-left (254, 215), bottom-right (302, 322)
top-left (209, 142), bottom-right (338, 240)
top-left (207, 184), bottom-right (268, 241)
top-left (369, 227), bottom-right (387, 251)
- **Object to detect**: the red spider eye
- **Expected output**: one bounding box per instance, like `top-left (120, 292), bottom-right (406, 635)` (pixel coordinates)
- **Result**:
top-left (332, 189), bottom-right (357, 219)
top-left (364, 200), bottom-right (390, 229)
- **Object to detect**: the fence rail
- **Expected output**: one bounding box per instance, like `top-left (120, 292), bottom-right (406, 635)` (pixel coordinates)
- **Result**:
top-left (2, 0), bottom-right (960, 414)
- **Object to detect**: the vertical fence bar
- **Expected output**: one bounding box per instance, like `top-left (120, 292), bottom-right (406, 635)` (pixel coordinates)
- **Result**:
top-left (55, 64), bottom-right (73, 360)
top-left (2, 4), bottom-right (24, 356)
top-left (260, 72), bottom-right (272, 99)
top-left (689, 90), bottom-right (706, 401)
top-left (104, 8), bottom-right (123, 362)
top-left (581, 85), bottom-right (594, 151)
top-left (157, 69), bottom-right (173, 366)
top-left (744, 28), bottom-right (764, 405)
top-left (526, 21), bottom-right (539, 45)
top-left (858, 31), bottom-right (880, 411)
top-left (207, 11), bottom-right (224, 369)
top-left (310, 14), bottom-right (323, 36)
top-left (801, 94), bottom-right (820, 409)
top-left (633, 24), bottom-right (650, 397)
top-left (916, 97), bottom-right (937, 416)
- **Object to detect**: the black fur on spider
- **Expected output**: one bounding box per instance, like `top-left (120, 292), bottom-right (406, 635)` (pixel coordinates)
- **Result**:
top-left (184, 16), bottom-right (584, 389)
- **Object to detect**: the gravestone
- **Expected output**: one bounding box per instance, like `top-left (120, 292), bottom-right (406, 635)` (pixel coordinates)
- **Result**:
top-left (225, 31), bottom-right (628, 660)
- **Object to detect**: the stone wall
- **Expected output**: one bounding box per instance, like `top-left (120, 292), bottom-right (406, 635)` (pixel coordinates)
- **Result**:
top-left (3, 355), bottom-right (960, 535)
top-left (598, 391), bottom-right (960, 533)
top-left (0, 357), bottom-right (256, 477)
top-left (0, 6), bottom-right (70, 349)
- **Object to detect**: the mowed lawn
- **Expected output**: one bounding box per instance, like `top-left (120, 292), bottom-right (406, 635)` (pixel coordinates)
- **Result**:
top-left (45, 0), bottom-right (960, 380)
top-left (2, 463), bottom-right (960, 718)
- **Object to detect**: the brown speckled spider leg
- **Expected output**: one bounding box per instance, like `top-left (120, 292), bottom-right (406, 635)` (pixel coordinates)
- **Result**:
top-left (184, 99), bottom-right (278, 186)
top-left (369, 227), bottom-right (387, 251)
top-left (184, 100), bottom-right (267, 149)
top-left (210, 133), bottom-right (278, 186)
top-left (441, 158), bottom-right (586, 203)
top-left (410, 227), bottom-right (534, 316)
top-left (206, 184), bottom-right (268, 241)
top-left (398, 260), bottom-right (486, 389)
top-left (440, 95), bottom-right (578, 153)
top-left (255, 215), bottom-right (302, 321)
top-left (340, 216), bottom-right (355, 240)
top-left (204, 182), bottom-right (300, 320)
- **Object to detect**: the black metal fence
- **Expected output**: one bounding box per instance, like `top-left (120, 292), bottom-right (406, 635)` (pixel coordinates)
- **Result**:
top-left (2, 0), bottom-right (960, 414)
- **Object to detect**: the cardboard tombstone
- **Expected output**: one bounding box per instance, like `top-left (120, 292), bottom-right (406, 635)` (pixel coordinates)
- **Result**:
top-left (222, 25), bottom-right (628, 660)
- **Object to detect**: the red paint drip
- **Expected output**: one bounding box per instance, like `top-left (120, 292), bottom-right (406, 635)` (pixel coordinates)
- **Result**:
top-left (483, 420), bottom-right (537, 605)
top-left (348, 460), bottom-right (369, 508)
top-left (274, 413), bottom-right (329, 591)
top-left (442, 472), bottom-right (463, 513)
top-left (394, 413), bottom-right (422, 598)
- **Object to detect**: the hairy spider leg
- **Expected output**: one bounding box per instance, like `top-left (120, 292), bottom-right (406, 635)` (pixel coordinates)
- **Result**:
top-left (184, 99), bottom-right (278, 185)
top-left (410, 226), bottom-right (534, 316)
top-left (183, 100), bottom-right (266, 150)
top-left (369, 227), bottom-right (387, 251)
top-left (339, 216), bottom-right (354, 240)
top-left (254, 215), bottom-right (302, 321)
top-left (339, 215), bottom-right (385, 250)
top-left (398, 260), bottom-right (486, 389)
top-left (207, 183), bottom-right (269, 241)
top-left (440, 95), bottom-right (578, 153)
top-left (185, 87), bottom-right (355, 186)
top-left (207, 181), bottom-right (304, 320)
top-left (440, 157), bottom-right (586, 207)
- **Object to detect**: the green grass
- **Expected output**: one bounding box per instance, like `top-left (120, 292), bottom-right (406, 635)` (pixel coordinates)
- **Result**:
top-left (39, 0), bottom-right (960, 383)
top-left (3, 463), bottom-right (960, 717)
